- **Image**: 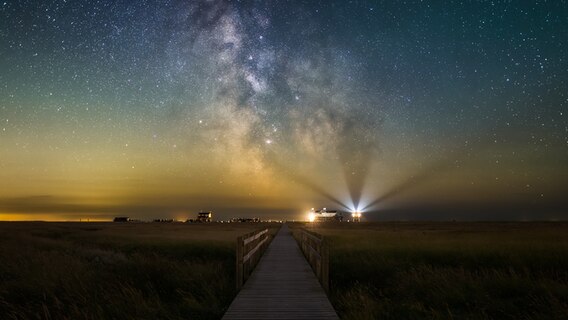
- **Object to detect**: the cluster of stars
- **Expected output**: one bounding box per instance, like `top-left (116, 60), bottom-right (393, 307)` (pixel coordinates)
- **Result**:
top-left (0, 1), bottom-right (566, 219)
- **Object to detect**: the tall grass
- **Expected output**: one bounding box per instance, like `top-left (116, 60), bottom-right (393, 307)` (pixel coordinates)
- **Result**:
top-left (0, 222), bottom-right (279, 320)
top-left (295, 222), bottom-right (568, 320)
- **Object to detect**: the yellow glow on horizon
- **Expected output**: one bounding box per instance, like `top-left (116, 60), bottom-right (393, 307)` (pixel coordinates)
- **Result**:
top-left (0, 213), bottom-right (112, 222)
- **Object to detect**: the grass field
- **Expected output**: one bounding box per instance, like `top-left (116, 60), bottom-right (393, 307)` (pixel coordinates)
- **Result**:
top-left (0, 222), bottom-right (280, 320)
top-left (292, 222), bottom-right (568, 320)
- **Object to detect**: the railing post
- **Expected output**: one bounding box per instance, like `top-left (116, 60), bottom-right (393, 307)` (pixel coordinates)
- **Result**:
top-left (301, 232), bottom-right (305, 253)
top-left (236, 235), bottom-right (244, 291)
top-left (300, 229), bottom-right (330, 294)
top-left (321, 239), bottom-right (329, 293)
top-left (236, 228), bottom-right (272, 291)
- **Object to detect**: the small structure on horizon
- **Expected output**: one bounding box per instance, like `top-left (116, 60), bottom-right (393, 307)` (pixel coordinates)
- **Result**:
top-left (309, 208), bottom-right (344, 222)
top-left (113, 217), bottom-right (129, 222)
top-left (197, 211), bottom-right (212, 223)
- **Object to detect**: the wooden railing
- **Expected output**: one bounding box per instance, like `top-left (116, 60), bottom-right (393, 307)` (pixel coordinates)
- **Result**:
top-left (236, 228), bottom-right (271, 290)
top-left (300, 229), bottom-right (329, 292)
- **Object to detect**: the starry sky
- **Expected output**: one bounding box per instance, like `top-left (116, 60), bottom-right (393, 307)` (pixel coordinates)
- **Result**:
top-left (1, 0), bottom-right (567, 221)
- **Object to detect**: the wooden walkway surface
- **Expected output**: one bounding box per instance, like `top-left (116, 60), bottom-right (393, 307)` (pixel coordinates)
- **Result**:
top-left (222, 224), bottom-right (339, 319)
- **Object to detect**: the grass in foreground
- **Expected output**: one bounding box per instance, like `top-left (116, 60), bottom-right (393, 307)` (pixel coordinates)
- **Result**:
top-left (0, 222), bottom-right (279, 320)
top-left (293, 222), bottom-right (568, 320)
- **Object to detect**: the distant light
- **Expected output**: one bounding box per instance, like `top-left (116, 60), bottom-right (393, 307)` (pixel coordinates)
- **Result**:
top-left (308, 212), bottom-right (315, 222)
top-left (265, 139), bottom-right (272, 144)
top-left (352, 211), bottom-right (362, 221)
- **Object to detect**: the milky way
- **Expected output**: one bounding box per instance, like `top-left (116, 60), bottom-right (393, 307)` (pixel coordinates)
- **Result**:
top-left (1, 1), bottom-right (567, 221)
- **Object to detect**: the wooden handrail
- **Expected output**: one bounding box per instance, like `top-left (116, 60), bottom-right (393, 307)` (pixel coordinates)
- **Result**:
top-left (307, 243), bottom-right (321, 259)
top-left (236, 228), bottom-right (271, 290)
top-left (243, 229), bottom-right (268, 245)
top-left (303, 230), bottom-right (322, 243)
top-left (243, 236), bottom-right (269, 262)
top-left (299, 229), bottom-right (329, 293)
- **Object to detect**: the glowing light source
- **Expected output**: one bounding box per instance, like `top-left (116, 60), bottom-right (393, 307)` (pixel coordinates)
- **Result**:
top-left (352, 211), bottom-right (362, 222)
top-left (307, 208), bottom-right (316, 222)
top-left (308, 212), bottom-right (315, 222)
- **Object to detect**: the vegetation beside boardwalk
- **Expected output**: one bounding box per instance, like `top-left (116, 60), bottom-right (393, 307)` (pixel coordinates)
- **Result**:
top-left (0, 222), bottom-right (279, 320)
top-left (293, 222), bottom-right (568, 320)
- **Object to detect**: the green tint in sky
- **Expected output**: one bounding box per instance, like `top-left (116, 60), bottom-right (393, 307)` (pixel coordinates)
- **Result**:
top-left (1, 1), bottom-right (567, 221)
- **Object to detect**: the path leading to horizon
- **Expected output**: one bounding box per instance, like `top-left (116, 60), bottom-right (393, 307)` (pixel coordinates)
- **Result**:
top-left (222, 224), bottom-right (338, 319)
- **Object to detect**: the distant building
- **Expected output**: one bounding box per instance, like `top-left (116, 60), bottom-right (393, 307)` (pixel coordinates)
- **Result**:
top-left (197, 211), bottom-right (212, 222)
top-left (153, 219), bottom-right (174, 223)
top-left (311, 208), bottom-right (344, 222)
top-left (113, 217), bottom-right (129, 222)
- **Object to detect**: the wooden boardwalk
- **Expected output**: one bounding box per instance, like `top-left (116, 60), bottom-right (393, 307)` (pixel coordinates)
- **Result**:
top-left (223, 224), bottom-right (339, 319)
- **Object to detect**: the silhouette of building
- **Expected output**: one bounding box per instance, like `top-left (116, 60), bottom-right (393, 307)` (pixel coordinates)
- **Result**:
top-left (113, 217), bottom-right (129, 222)
top-left (197, 211), bottom-right (212, 222)
top-left (311, 208), bottom-right (343, 222)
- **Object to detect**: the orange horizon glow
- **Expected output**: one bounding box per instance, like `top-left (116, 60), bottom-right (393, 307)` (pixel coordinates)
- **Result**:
top-left (0, 213), bottom-right (112, 222)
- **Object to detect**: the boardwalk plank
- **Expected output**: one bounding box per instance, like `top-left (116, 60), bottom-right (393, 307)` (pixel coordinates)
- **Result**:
top-left (222, 224), bottom-right (339, 320)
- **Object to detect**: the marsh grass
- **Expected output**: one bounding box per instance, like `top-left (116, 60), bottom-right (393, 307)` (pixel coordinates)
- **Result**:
top-left (292, 222), bottom-right (568, 320)
top-left (0, 222), bottom-right (279, 320)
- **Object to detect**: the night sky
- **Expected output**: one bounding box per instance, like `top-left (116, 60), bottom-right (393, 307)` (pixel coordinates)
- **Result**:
top-left (1, 1), bottom-right (567, 221)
